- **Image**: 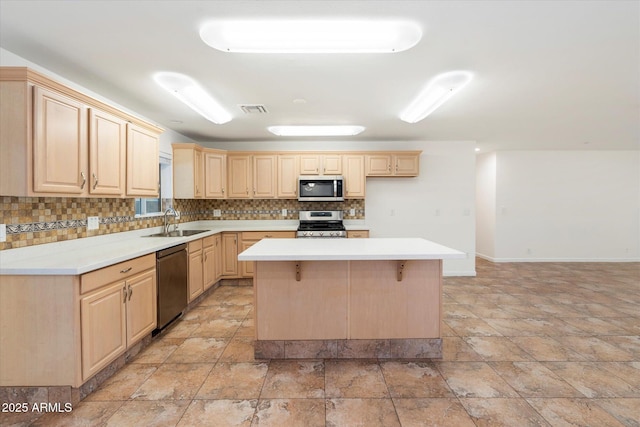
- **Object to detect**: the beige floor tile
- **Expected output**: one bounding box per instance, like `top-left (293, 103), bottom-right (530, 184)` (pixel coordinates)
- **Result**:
top-left (527, 398), bottom-right (626, 426)
top-left (132, 337), bottom-right (184, 364)
top-left (162, 320), bottom-right (201, 339)
top-left (196, 362), bottom-right (268, 400)
top-left (177, 399), bottom-right (257, 427)
top-left (165, 337), bottom-right (228, 363)
top-left (260, 360), bottom-right (324, 398)
top-left (325, 360), bottom-right (389, 398)
top-left (463, 336), bottom-right (535, 361)
top-left (436, 361), bottom-right (519, 398)
top-left (445, 318), bottom-right (503, 336)
top-left (201, 303), bottom-right (252, 319)
top-left (393, 398), bottom-right (476, 427)
top-left (190, 318), bottom-right (243, 337)
top-left (443, 304), bottom-right (479, 319)
top-left (441, 337), bottom-right (484, 361)
top-left (84, 363), bottom-right (158, 401)
top-left (219, 336), bottom-right (261, 362)
top-left (544, 362), bottom-right (639, 398)
top-left (600, 335), bottom-right (640, 358)
top-left (30, 401), bottom-right (123, 427)
top-left (104, 400), bottom-right (190, 427)
top-left (459, 398), bottom-right (551, 426)
top-left (509, 336), bottom-right (587, 361)
top-left (597, 361), bottom-right (640, 388)
top-left (594, 398), bottom-right (640, 427)
top-left (489, 362), bottom-right (583, 398)
top-left (131, 363), bottom-right (214, 400)
top-left (326, 398), bottom-right (400, 427)
top-left (559, 317), bottom-right (634, 335)
top-left (380, 361), bottom-right (453, 398)
top-left (559, 336), bottom-right (635, 361)
top-left (252, 399), bottom-right (325, 427)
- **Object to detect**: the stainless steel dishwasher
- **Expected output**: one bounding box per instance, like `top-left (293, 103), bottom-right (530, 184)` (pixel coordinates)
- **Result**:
top-left (155, 243), bottom-right (188, 332)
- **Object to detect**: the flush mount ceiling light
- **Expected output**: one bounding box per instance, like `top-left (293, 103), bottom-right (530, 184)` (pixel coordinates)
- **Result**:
top-left (400, 71), bottom-right (473, 123)
top-left (153, 72), bottom-right (232, 124)
top-left (200, 19), bottom-right (421, 53)
top-left (268, 125), bottom-right (365, 136)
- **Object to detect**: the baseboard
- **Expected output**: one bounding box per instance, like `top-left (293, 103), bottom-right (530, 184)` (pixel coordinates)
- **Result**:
top-left (443, 270), bottom-right (476, 277)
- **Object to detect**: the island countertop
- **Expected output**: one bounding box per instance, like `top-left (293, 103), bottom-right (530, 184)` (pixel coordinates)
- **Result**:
top-left (238, 237), bottom-right (466, 261)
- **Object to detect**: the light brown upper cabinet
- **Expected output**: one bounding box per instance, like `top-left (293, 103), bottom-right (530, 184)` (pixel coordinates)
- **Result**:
top-left (299, 154), bottom-right (342, 175)
top-left (126, 124), bottom-right (159, 197)
top-left (365, 152), bottom-right (420, 177)
top-left (0, 67), bottom-right (163, 197)
top-left (173, 143), bottom-right (204, 199)
top-left (343, 154), bottom-right (366, 198)
top-left (227, 153), bottom-right (277, 199)
top-left (277, 154), bottom-right (299, 198)
top-left (204, 150), bottom-right (226, 198)
top-left (89, 108), bottom-right (126, 196)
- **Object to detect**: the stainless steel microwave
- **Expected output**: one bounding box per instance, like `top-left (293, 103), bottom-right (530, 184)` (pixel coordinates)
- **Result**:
top-left (298, 175), bottom-right (344, 202)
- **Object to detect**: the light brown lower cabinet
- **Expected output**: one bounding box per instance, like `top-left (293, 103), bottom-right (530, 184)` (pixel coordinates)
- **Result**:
top-left (188, 239), bottom-right (204, 301)
top-left (240, 231), bottom-right (296, 278)
top-left (189, 235), bottom-right (221, 302)
top-left (222, 232), bottom-right (240, 277)
top-left (80, 254), bottom-right (156, 382)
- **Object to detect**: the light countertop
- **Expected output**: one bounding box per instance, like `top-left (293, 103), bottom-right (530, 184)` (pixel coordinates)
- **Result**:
top-left (0, 220), bottom-right (369, 275)
top-left (238, 238), bottom-right (466, 261)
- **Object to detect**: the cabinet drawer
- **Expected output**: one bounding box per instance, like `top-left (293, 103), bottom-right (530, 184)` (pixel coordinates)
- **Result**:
top-left (189, 239), bottom-right (203, 252)
top-left (203, 235), bottom-right (216, 248)
top-left (81, 254), bottom-right (155, 295)
top-left (242, 231), bottom-right (296, 240)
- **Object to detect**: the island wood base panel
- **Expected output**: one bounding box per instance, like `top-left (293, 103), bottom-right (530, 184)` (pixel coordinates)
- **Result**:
top-left (254, 338), bottom-right (442, 359)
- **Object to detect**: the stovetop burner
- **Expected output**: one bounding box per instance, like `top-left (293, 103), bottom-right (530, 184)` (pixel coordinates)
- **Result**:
top-left (297, 210), bottom-right (346, 238)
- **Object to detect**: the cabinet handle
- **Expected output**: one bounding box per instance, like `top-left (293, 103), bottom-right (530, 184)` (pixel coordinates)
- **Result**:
top-left (127, 284), bottom-right (133, 301)
top-left (222, 188), bottom-right (225, 194)
top-left (80, 172), bottom-right (86, 189)
top-left (388, 164), bottom-right (391, 172)
top-left (123, 285), bottom-right (127, 303)
top-left (92, 173), bottom-right (98, 190)
top-left (120, 267), bottom-right (132, 274)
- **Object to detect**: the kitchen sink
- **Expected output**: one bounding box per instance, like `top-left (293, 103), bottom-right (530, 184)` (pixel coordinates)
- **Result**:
top-left (145, 229), bottom-right (209, 237)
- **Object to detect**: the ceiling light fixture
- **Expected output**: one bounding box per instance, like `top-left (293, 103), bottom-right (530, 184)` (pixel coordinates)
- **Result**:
top-left (153, 72), bottom-right (232, 124)
top-left (200, 19), bottom-right (422, 53)
top-left (268, 125), bottom-right (365, 137)
top-left (400, 71), bottom-right (473, 123)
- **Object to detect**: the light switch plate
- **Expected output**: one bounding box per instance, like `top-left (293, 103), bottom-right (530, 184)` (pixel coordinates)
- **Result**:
top-left (282, 208), bottom-right (287, 216)
top-left (213, 209), bottom-right (221, 217)
top-left (87, 216), bottom-right (99, 230)
top-left (350, 208), bottom-right (356, 216)
top-left (0, 224), bottom-right (6, 242)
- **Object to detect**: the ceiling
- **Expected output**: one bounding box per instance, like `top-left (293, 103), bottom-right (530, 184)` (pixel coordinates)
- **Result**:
top-left (1, 0), bottom-right (638, 151)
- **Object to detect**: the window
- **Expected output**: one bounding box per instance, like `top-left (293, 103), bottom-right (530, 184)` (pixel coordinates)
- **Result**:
top-left (135, 159), bottom-right (170, 217)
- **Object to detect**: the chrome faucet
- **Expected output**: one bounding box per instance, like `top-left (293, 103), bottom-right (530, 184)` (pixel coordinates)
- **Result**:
top-left (163, 207), bottom-right (179, 234)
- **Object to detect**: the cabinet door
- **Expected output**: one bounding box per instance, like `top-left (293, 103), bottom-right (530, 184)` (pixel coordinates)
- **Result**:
top-left (81, 281), bottom-right (127, 381)
top-left (126, 269), bottom-right (157, 345)
top-left (33, 86), bottom-right (88, 194)
top-left (253, 154), bottom-right (277, 198)
top-left (394, 154), bottom-right (420, 176)
top-left (299, 154), bottom-right (320, 175)
top-left (365, 154), bottom-right (392, 176)
top-left (322, 155), bottom-right (342, 175)
top-left (126, 124), bottom-right (159, 196)
top-left (213, 234), bottom-right (223, 282)
top-left (89, 109), bottom-right (126, 196)
top-left (343, 155), bottom-right (365, 198)
top-left (203, 237), bottom-right (216, 290)
top-left (277, 154), bottom-right (299, 198)
top-left (188, 242), bottom-right (204, 302)
top-left (194, 149), bottom-right (204, 198)
top-left (240, 240), bottom-right (257, 277)
top-left (227, 155), bottom-right (252, 198)
top-left (221, 232), bottom-right (239, 277)
top-left (204, 152), bottom-right (226, 198)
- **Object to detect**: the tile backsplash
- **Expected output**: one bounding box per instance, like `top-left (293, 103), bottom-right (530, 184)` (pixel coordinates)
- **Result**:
top-left (0, 196), bottom-right (364, 250)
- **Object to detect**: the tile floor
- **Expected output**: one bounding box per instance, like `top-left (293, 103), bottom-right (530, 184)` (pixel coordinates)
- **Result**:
top-left (4, 258), bottom-right (639, 426)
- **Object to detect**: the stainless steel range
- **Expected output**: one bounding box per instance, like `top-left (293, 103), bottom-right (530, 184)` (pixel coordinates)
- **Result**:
top-left (297, 210), bottom-right (346, 238)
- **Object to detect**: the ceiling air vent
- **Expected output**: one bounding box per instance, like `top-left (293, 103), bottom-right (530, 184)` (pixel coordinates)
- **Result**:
top-left (239, 104), bottom-right (268, 114)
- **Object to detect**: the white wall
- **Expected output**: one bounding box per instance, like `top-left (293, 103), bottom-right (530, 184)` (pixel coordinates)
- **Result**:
top-left (480, 150), bottom-right (640, 262)
top-left (209, 140), bottom-right (478, 276)
top-left (476, 152), bottom-right (497, 259)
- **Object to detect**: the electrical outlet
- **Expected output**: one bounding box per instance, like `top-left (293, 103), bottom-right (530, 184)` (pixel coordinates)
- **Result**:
top-left (350, 208), bottom-right (355, 216)
top-left (213, 209), bottom-right (221, 217)
top-left (87, 216), bottom-right (99, 230)
top-left (0, 224), bottom-right (6, 243)
top-left (282, 208), bottom-right (287, 216)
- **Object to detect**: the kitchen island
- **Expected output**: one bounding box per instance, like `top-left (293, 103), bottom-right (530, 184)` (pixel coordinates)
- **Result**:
top-left (238, 238), bottom-right (465, 359)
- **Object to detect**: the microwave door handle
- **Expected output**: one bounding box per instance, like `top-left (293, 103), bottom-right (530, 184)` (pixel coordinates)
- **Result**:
top-left (334, 180), bottom-right (337, 197)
